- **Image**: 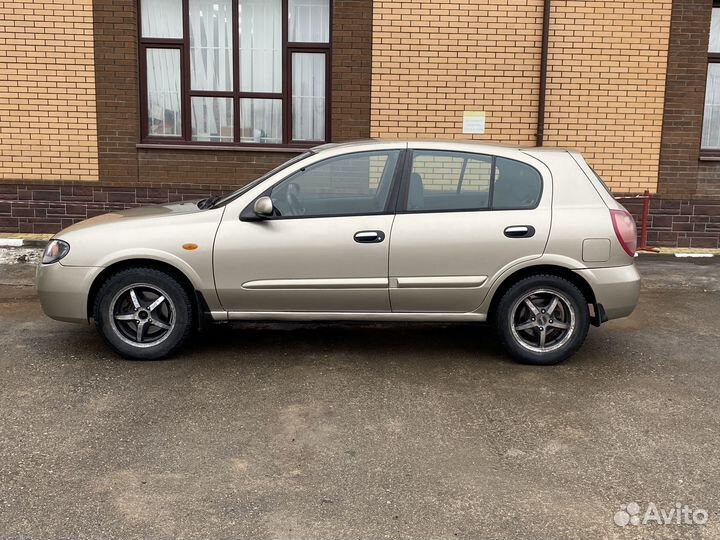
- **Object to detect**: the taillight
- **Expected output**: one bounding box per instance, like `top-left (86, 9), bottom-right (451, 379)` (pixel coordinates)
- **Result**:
top-left (610, 209), bottom-right (637, 257)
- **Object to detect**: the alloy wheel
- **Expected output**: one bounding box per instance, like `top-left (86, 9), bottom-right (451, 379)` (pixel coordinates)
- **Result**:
top-left (108, 283), bottom-right (176, 348)
top-left (509, 288), bottom-right (576, 353)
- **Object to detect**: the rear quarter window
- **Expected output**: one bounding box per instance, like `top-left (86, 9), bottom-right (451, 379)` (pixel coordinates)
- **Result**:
top-left (492, 157), bottom-right (543, 210)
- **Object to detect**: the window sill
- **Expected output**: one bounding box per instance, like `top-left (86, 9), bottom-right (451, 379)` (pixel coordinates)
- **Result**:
top-left (136, 143), bottom-right (312, 153)
top-left (699, 149), bottom-right (720, 161)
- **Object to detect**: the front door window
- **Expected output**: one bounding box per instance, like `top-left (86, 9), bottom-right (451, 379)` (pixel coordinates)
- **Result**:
top-left (270, 150), bottom-right (401, 217)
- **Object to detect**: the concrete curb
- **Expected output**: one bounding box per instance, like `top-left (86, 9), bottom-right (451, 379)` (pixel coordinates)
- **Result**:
top-left (637, 251), bottom-right (717, 259)
top-left (0, 238), bottom-right (48, 249)
top-left (672, 253), bottom-right (715, 258)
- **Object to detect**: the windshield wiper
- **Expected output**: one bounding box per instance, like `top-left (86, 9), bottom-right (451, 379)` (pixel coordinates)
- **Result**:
top-left (197, 195), bottom-right (222, 210)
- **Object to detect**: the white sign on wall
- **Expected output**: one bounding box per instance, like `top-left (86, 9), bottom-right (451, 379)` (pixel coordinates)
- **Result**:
top-left (463, 111), bottom-right (486, 135)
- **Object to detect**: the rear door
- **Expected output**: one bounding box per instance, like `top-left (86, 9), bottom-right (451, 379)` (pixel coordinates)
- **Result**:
top-left (388, 146), bottom-right (552, 313)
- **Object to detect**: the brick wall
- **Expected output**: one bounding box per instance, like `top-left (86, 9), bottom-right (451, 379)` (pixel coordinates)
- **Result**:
top-left (371, 0), bottom-right (544, 145)
top-left (544, 0), bottom-right (672, 193)
top-left (0, 0), bottom-right (372, 192)
top-left (332, 0), bottom-right (373, 142)
top-left (658, 0), bottom-right (720, 200)
top-left (0, 0), bottom-right (374, 233)
top-left (92, 0), bottom-right (298, 187)
top-left (91, 0), bottom-right (138, 185)
top-left (90, 0), bottom-right (372, 187)
top-left (370, 0), bottom-right (672, 194)
top-left (3, 0), bottom-right (720, 247)
top-left (0, 0), bottom-right (98, 182)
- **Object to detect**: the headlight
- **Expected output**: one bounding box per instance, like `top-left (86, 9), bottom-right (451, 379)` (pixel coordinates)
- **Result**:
top-left (42, 239), bottom-right (70, 264)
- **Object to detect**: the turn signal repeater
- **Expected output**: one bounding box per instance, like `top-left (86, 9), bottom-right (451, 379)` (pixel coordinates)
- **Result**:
top-left (182, 243), bottom-right (199, 251)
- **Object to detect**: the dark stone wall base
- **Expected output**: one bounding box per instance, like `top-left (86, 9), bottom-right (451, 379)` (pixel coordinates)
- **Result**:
top-left (1, 183), bottom-right (719, 248)
top-left (0, 183), bottom-right (232, 234)
top-left (622, 197), bottom-right (720, 249)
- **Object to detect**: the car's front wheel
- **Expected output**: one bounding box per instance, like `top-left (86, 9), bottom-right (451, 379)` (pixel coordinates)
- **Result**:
top-left (495, 274), bottom-right (590, 365)
top-left (93, 267), bottom-right (195, 360)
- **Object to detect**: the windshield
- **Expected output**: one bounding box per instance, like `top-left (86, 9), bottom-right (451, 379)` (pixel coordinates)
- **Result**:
top-left (211, 151), bottom-right (315, 208)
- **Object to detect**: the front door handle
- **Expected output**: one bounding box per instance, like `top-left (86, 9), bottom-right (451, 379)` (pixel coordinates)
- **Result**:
top-left (354, 230), bottom-right (385, 244)
top-left (504, 225), bottom-right (536, 239)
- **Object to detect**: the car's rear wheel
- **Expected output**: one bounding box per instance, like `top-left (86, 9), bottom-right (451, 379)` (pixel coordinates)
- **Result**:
top-left (93, 267), bottom-right (194, 360)
top-left (495, 274), bottom-right (590, 365)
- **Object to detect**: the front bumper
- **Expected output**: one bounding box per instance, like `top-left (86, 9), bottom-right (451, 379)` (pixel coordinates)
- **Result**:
top-left (36, 263), bottom-right (101, 323)
top-left (574, 263), bottom-right (641, 321)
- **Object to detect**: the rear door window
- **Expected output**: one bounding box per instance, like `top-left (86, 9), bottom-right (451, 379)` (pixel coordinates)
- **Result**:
top-left (402, 151), bottom-right (542, 212)
top-left (491, 157), bottom-right (543, 210)
top-left (405, 151), bottom-right (493, 212)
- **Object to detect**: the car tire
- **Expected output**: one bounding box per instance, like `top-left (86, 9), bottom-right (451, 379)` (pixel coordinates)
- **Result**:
top-left (93, 267), bottom-right (195, 360)
top-left (495, 274), bottom-right (590, 366)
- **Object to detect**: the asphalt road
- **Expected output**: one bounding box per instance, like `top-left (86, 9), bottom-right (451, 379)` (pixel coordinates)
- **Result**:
top-left (1, 256), bottom-right (719, 540)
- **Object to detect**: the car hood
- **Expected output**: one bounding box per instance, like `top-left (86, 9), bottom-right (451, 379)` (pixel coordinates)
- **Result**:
top-left (57, 200), bottom-right (205, 236)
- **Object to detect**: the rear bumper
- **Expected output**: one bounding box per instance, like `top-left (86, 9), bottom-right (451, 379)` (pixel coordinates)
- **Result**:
top-left (574, 264), bottom-right (641, 321)
top-left (36, 263), bottom-right (100, 323)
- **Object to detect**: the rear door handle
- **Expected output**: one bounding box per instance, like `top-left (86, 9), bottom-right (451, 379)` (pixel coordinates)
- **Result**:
top-left (354, 230), bottom-right (385, 244)
top-left (504, 225), bottom-right (536, 239)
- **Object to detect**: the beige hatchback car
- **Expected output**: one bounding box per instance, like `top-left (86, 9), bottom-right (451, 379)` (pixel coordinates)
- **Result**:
top-left (37, 140), bottom-right (640, 365)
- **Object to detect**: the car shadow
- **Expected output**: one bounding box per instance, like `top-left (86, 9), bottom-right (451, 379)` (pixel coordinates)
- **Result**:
top-left (46, 316), bottom-right (601, 370)
top-left (185, 321), bottom-right (509, 367)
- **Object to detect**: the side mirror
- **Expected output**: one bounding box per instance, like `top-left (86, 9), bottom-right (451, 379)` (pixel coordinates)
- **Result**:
top-left (253, 196), bottom-right (274, 218)
top-left (240, 195), bottom-right (275, 221)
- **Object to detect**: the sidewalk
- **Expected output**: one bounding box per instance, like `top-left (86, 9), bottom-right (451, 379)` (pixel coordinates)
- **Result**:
top-left (0, 233), bottom-right (52, 248)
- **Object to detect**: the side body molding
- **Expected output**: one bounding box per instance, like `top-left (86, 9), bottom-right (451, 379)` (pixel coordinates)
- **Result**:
top-left (242, 278), bottom-right (389, 290)
top-left (393, 276), bottom-right (487, 288)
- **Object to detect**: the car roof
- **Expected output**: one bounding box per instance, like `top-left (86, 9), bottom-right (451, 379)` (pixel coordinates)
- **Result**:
top-left (313, 139), bottom-right (573, 156)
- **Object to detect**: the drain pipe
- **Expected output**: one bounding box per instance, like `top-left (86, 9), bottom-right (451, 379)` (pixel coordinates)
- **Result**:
top-left (536, 0), bottom-right (551, 147)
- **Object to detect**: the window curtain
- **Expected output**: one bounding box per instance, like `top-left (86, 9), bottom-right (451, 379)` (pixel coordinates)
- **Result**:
top-left (192, 97), bottom-right (233, 142)
top-left (141, 0), bottom-right (183, 38)
top-left (147, 49), bottom-right (182, 137)
top-left (142, 0), bottom-right (329, 144)
top-left (189, 0), bottom-right (233, 140)
top-left (240, 99), bottom-right (282, 143)
top-left (704, 8), bottom-right (720, 149)
top-left (703, 64), bottom-right (720, 150)
top-left (189, 0), bottom-right (233, 91)
top-left (239, 0), bottom-right (282, 143)
top-left (289, 0), bottom-right (330, 43)
top-left (292, 53), bottom-right (326, 141)
top-left (239, 0), bottom-right (282, 93)
top-left (710, 8), bottom-right (720, 53)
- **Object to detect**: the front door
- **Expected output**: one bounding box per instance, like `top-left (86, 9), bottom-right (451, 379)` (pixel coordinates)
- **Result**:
top-left (213, 149), bottom-right (402, 313)
top-left (388, 148), bottom-right (552, 313)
